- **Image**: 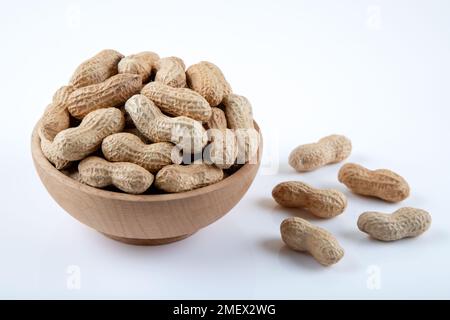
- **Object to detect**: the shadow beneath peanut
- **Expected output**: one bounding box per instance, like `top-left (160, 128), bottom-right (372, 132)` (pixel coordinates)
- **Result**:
top-left (260, 238), bottom-right (326, 270)
top-left (255, 197), bottom-right (277, 210)
top-left (256, 197), bottom-right (323, 222)
top-left (274, 205), bottom-right (323, 221)
top-left (276, 162), bottom-right (296, 175)
top-left (337, 229), bottom-right (378, 244)
top-left (342, 190), bottom-right (395, 206)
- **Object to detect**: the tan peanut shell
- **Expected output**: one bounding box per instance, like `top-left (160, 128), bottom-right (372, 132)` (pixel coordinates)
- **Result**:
top-left (102, 133), bottom-right (181, 174)
top-left (141, 82), bottom-right (212, 121)
top-left (223, 94), bottom-right (258, 163)
top-left (61, 167), bottom-right (83, 183)
top-left (204, 129), bottom-right (238, 169)
top-left (203, 107), bottom-right (236, 169)
top-left (289, 135), bottom-right (352, 172)
top-left (223, 94), bottom-right (254, 129)
top-left (69, 49), bottom-right (123, 88)
top-left (186, 61), bottom-right (224, 107)
top-left (272, 181), bottom-right (347, 219)
top-left (357, 207), bottom-right (431, 241)
top-left (40, 134), bottom-right (71, 169)
top-left (202, 61), bottom-right (232, 96)
top-left (125, 95), bottom-right (207, 153)
top-left (118, 51), bottom-right (160, 82)
top-left (67, 73), bottom-right (142, 119)
top-left (154, 56), bottom-right (186, 88)
top-left (205, 107), bottom-right (227, 130)
top-left (39, 85), bottom-right (75, 140)
top-left (123, 127), bottom-right (151, 144)
top-left (280, 217), bottom-right (344, 266)
top-left (155, 163), bottom-right (223, 193)
top-left (338, 163), bottom-right (410, 202)
top-left (45, 108), bottom-right (124, 162)
top-left (78, 156), bottom-right (153, 194)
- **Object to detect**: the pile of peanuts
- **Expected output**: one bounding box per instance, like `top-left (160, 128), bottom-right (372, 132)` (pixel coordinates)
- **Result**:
top-left (38, 50), bottom-right (260, 194)
top-left (274, 135), bottom-right (432, 266)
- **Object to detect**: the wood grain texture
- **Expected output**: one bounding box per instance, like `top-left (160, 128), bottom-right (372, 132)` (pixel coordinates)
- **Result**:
top-left (31, 122), bottom-right (262, 245)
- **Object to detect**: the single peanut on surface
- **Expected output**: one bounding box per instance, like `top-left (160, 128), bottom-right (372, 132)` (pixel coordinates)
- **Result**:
top-left (69, 49), bottom-right (123, 89)
top-left (125, 94), bottom-right (207, 153)
top-left (44, 107), bottom-right (124, 162)
top-left (39, 85), bottom-right (75, 140)
top-left (67, 73), bottom-right (142, 119)
top-left (186, 61), bottom-right (227, 107)
top-left (357, 207), bottom-right (431, 241)
top-left (280, 217), bottom-right (344, 266)
top-left (288, 135), bottom-right (352, 172)
top-left (205, 107), bottom-right (228, 130)
top-left (155, 163), bottom-right (223, 193)
top-left (154, 56), bottom-right (186, 88)
top-left (223, 94), bottom-right (259, 163)
top-left (102, 133), bottom-right (181, 174)
top-left (118, 51), bottom-right (160, 83)
top-left (141, 82), bottom-right (212, 121)
top-left (272, 181), bottom-right (347, 218)
top-left (338, 163), bottom-right (410, 202)
top-left (78, 156), bottom-right (154, 194)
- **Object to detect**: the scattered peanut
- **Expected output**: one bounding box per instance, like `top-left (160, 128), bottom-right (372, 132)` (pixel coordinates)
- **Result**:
top-left (45, 108), bottom-right (124, 162)
top-left (155, 163), bottom-right (223, 193)
top-left (272, 181), bottom-right (347, 219)
top-left (154, 56), bottom-right (186, 88)
top-left (102, 133), bottom-right (181, 174)
top-left (288, 135), bottom-right (352, 172)
top-left (124, 94), bottom-right (207, 153)
top-left (141, 82), bottom-right (212, 121)
top-left (78, 156), bottom-right (153, 194)
top-left (118, 51), bottom-right (160, 83)
top-left (280, 217), bottom-right (344, 266)
top-left (67, 73), bottom-right (142, 119)
top-left (69, 49), bottom-right (123, 89)
top-left (186, 61), bottom-right (225, 107)
top-left (357, 207), bottom-right (431, 241)
top-left (338, 163), bottom-right (410, 202)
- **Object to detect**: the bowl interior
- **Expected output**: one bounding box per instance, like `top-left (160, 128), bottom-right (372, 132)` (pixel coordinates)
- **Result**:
top-left (31, 122), bottom-right (262, 202)
top-left (31, 121), bottom-right (262, 243)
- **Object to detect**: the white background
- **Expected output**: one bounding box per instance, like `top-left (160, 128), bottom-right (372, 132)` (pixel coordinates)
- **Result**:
top-left (1, 0), bottom-right (449, 299)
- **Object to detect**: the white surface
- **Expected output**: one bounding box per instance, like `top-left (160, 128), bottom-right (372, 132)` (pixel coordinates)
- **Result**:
top-left (1, 0), bottom-right (449, 299)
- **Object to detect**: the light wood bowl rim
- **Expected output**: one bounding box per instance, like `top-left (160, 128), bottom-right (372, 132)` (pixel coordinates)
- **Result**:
top-left (31, 121), bottom-right (262, 202)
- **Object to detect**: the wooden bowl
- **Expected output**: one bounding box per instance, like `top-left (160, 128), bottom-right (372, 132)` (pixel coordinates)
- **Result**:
top-left (31, 122), bottom-right (262, 245)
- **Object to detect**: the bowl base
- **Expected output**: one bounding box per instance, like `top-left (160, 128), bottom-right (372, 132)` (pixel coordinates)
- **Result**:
top-left (101, 232), bottom-right (193, 245)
